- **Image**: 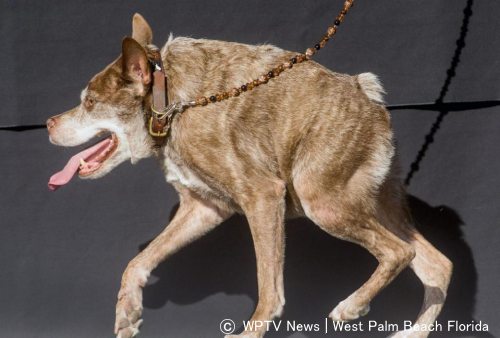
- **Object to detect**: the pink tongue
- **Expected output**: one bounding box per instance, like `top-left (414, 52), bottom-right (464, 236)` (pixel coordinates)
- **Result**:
top-left (48, 138), bottom-right (111, 191)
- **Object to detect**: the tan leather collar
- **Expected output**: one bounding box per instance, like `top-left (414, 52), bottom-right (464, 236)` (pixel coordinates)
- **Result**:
top-left (145, 46), bottom-right (196, 148)
top-left (145, 46), bottom-right (169, 147)
top-left (146, 46), bottom-right (189, 147)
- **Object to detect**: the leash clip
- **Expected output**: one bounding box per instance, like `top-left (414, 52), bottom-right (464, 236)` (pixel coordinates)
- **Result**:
top-left (148, 102), bottom-right (186, 137)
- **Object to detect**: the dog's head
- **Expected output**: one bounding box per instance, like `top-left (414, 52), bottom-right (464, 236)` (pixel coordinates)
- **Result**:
top-left (47, 14), bottom-right (157, 190)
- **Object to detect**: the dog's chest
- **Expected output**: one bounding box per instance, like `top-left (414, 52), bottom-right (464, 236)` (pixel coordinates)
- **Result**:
top-left (162, 156), bottom-right (213, 194)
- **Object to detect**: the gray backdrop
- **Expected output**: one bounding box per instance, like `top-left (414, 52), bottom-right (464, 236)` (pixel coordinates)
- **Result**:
top-left (0, 0), bottom-right (499, 337)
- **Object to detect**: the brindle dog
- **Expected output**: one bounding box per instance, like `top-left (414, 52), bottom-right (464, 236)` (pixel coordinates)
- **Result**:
top-left (47, 14), bottom-right (452, 338)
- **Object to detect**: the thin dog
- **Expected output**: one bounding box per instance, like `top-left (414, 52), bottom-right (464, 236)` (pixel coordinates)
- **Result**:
top-left (46, 14), bottom-right (452, 338)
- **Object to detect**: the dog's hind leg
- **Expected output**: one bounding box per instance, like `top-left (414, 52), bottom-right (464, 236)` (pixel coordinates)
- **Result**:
top-left (326, 216), bottom-right (415, 322)
top-left (374, 177), bottom-right (453, 338)
top-left (114, 186), bottom-right (233, 338)
top-left (392, 231), bottom-right (453, 338)
top-left (294, 175), bottom-right (415, 323)
top-left (226, 179), bottom-right (286, 338)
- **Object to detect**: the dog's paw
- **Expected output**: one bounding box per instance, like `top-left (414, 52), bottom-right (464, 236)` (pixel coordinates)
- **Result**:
top-left (116, 319), bottom-right (142, 338)
top-left (115, 287), bottom-right (143, 338)
top-left (389, 328), bottom-right (429, 338)
top-left (329, 299), bottom-right (370, 322)
top-left (388, 329), bottom-right (415, 338)
top-left (225, 333), bottom-right (262, 338)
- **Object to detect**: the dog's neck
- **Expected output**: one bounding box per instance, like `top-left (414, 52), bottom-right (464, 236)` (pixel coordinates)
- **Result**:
top-left (161, 41), bottom-right (210, 105)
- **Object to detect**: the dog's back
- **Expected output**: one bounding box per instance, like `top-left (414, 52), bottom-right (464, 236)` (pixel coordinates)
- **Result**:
top-left (163, 37), bottom-right (392, 215)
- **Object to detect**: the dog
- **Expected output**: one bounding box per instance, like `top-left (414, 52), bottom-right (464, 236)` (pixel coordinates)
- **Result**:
top-left (46, 13), bottom-right (452, 338)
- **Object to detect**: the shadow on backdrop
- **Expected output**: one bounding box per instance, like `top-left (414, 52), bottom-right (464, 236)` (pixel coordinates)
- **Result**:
top-left (403, 0), bottom-right (474, 186)
top-left (140, 194), bottom-right (488, 337)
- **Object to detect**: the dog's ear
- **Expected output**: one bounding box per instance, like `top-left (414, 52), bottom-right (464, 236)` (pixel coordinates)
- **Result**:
top-left (122, 37), bottom-right (151, 86)
top-left (132, 13), bottom-right (153, 46)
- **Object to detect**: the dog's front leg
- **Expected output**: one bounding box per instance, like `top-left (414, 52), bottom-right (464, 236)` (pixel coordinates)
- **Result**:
top-left (115, 187), bottom-right (233, 338)
top-left (227, 181), bottom-right (286, 338)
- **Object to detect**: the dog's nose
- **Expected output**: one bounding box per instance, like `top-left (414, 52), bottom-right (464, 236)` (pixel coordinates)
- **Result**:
top-left (46, 118), bottom-right (56, 130)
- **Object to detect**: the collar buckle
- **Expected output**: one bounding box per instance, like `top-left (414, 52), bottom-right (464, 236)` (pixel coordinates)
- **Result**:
top-left (148, 102), bottom-right (186, 138)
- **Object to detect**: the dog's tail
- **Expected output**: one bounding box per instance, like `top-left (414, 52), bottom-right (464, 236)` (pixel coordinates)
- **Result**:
top-left (356, 72), bottom-right (385, 104)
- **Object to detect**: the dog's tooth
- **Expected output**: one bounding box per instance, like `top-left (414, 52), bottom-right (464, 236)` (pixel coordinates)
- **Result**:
top-left (79, 158), bottom-right (88, 169)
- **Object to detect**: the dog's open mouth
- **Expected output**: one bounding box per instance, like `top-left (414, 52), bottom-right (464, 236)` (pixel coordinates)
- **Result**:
top-left (48, 133), bottom-right (118, 191)
top-left (78, 133), bottom-right (118, 177)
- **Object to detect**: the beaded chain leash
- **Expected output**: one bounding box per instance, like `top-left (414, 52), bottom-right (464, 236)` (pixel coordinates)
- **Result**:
top-left (148, 0), bottom-right (355, 139)
top-left (196, 0), bottom-right (355, 108)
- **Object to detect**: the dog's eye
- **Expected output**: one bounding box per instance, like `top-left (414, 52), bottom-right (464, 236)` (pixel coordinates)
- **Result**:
top-left (84, 96), bottom-right (95, 110)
